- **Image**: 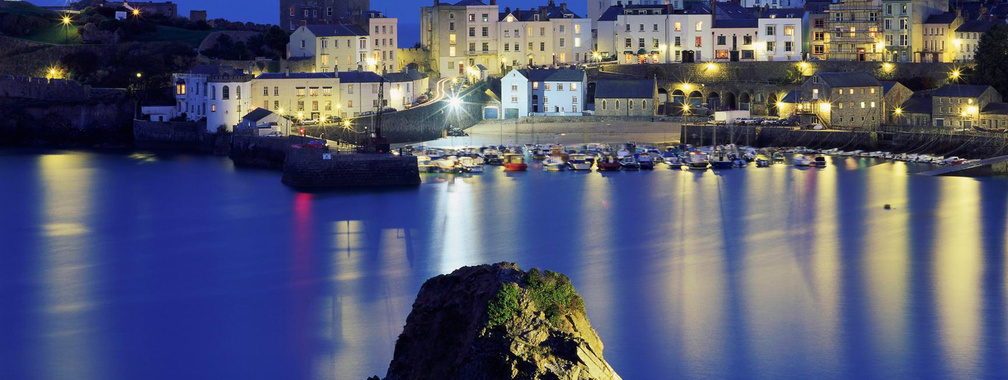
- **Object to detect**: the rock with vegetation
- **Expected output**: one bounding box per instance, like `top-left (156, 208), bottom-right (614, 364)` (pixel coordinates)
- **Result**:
top-left (379, 263), bottom-right (621, 380)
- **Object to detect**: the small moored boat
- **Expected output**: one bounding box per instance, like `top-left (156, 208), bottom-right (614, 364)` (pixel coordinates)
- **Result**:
top-left (503, 153), bottom-right (528, 171)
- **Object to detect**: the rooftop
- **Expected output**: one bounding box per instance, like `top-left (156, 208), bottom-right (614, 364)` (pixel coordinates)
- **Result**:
top-left (304, 24), bottom-right (368, 37)
top-left (814, 72), bottom-right (881, 88)
top-left (932, 84), bottom-right (994, 98)
top-left (515, 68), bottom-right (585, 82)
top-left (499, 4), bottom-right (582, 21)
top-left (982, 102), bottom-right (1008, 115)
top-left (595, 79), bottom-right (655, 99)
top-left (956, 20), bottom-right (994, 33)
top-left (900, 96), bottom-right (933, 114)
top-left (384, 70), bottom-right (427, 82)
top-left (760, 8), bottom-right (805, 19)
top-left (256, 72), bottom-right (339, 80)
top-left (924, 11), bottom-right (957, 24)
top-left (242, 108), bottom-right (275, 122)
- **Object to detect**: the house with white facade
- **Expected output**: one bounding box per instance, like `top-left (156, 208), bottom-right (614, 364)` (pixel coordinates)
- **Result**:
top-left (174, 64), bottom-right (240, 123)
top-left (338, 70), bottom-right (386, 117)
top-left (596, 3), bottom-right (714, 63)
top-left (587, 0), bottom-right (683, 32)
top-left (288, 24), bottom-right (370, 72)
top-left (497, 2), bottom-right (591, 71)
top-left (501, 68), bottom-right (586, 118)
top-left (206, 72), bottom-right (253, 133)
top-left (756, 8), bottom-right (805, 61)
top-left (712, 18), bottom-right (759, 61)
top-left (740, 0), bottom-right (805, 9)
top-left (384, 70), bottom-right (430, 110)
top-left (254, 71), bottom-right (342, 121)
top-left (364, 11), bottom-right (400, 73)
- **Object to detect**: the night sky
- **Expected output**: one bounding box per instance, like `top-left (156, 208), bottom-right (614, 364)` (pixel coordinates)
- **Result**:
top-left (30, 0), bottom-right (588, 46)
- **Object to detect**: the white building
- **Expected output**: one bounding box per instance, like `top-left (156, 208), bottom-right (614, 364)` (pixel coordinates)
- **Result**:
top-left (364, 11), bottom-right (400, 73)
top-left (954, 20), bottom-right (995, 62)
top-left (596, 4), bottom-right (714, 63)
top-left (206, 73), bottom-right (253, 132)
top-left (756, 8), bottom-right (805, 61)
top-left (501, 68), bottom-right (586, 118)
top-left (288, 24), bottom-right (370, 72)
top-left (587, 0), bottom-right (683, 32)
top-left (338, 70), bottom-right (386, 117)
top-left (254, 72), bottom-right (342, 120)
top-left (173, 64), bottom-right (243, 122)
top-left (497, 3), bottom-right (592, 70)
top-left (420, 0), bottom-right (500, 78)
top-left (712, 19), bottom-right (759, 61)
top-left (384, 70), bottom-right (430, 110)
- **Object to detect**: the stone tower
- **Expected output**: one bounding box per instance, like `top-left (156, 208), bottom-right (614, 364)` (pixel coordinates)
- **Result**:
top-left (279, 0), bottom-right (373, 31)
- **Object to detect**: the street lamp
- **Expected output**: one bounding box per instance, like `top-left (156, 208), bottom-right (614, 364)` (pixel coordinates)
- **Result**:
top-left (61, 14), bottom-right (71, 44)
top-left (950, 69), bottom-right (961, 81)
top-left (132, 8), bottom-right (140, 17)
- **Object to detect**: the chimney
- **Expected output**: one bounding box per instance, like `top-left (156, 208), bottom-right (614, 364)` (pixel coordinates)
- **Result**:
top-left (505, 6), bottom-right (510, 13)
top-left (561, 2), bottom-right (567, 11)
top-left (617, 0), bottom-right (622, 6)
top-left (285, 69), bottom-right (290, 77)
top-left (490, 0), bottom-right (496, 5)
top-left (548, 0), bottom-right (555, 8)
top-left (434, 0), bottom-right (439, 5)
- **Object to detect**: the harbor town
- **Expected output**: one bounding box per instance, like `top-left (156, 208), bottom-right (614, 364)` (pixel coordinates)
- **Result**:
top-left (4, 0), bottom-right (1008, 380)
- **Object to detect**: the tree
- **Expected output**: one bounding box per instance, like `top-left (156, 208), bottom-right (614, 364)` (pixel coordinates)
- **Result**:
top-left (972, 23), bottom-right (1008, 94)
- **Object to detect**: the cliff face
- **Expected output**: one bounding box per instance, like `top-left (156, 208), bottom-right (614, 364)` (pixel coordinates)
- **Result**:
top-left (380, 263), bottom-right (621, 380)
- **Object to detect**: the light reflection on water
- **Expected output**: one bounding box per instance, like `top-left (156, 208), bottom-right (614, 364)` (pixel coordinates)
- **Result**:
top-left (1, 150), bottom-right (1007, 380)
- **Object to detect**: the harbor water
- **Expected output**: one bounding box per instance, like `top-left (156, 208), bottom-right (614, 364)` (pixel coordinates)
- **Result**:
top-left (1, 148), bottom-right (1007, 380)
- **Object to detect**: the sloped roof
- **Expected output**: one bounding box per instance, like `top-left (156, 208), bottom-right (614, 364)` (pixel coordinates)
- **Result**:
top-left (595, 79), bottom-right (655, 99)
top-left (933, 84), bottom-right (994, 98)
top-left (881, 81), bottom-right (906, 95)
top-left (924, 11), bottom-right (957, 24)
top-left (598, 5), bottom-right (625, 21)
top-left (516, 68), bottom-right (585, 82)
top-left (384, 70), bottom-right (426, 82)
top-left (716, 2), bottom-right (754, 19)
top-left (781, 89), bottom-right (800, 103)
top-left (956, 20), bottom-right (994, 33)
top-left (761, 8), bottom-right (805, 19)
top-left (453, 0), bottom-right (486, 5)
top-left (714, 18), bottom-right (757, 28)
top-left (499, 5), bottom-right (582, 21)
top-left (242, 108), bottom-right (275, 122)
top-left (900, 96), bottom-right (933, 114)
top-left (815, 72), bottom-right (881, 87)
top-left (256, 72), bottom-right (338, 80)
top-left (339, 71), bottom-right (384, 83)
top-left (982, 102), bottom-right (1008, 115)
top-left (305, 24), bottom-right (367, 37)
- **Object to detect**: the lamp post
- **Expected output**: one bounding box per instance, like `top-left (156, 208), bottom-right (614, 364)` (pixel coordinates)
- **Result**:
top-left (61, 15), bottom-right (71, 44)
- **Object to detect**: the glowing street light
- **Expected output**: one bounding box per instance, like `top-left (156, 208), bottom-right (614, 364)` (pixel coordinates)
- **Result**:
top-left (894, 107), bottom-right (902, 115)
top-left (449, 96), bottom-right (462, 110)
top-left (705, 62), bottom-right (717, 73)
top-left (61, 14), bottom-right (72, 44)
top-left (882, 62), bottom-right (893, 73)
top-left (136, 72), bottom-right (142, 79)
top-left (682, 83), bottom-right (693, 91)
top-left (132, 8), bottom-right (140, 16)
top-left (951, 69), bottom-right (961, 81)
top-left (343, 119), bottom-right (351, 128)
top-left (278, 107), bottom-right (285, 115)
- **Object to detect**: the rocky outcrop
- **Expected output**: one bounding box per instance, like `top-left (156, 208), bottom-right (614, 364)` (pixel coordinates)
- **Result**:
top-left (378, 263), bottom-right (621, 380)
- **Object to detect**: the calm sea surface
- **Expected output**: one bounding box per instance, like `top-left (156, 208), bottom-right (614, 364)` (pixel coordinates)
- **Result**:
top-left (1, 149), bottom-right (1007, 380)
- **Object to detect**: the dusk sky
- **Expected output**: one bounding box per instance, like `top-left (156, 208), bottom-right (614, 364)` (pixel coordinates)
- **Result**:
top-left (31, 0), bottom-right (589, 45)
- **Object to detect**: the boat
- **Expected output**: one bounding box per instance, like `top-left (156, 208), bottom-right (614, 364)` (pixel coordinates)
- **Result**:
top-left (771, 151), bottom-right (786, 163)
top-left (531, 147), bottom-right (548, 160)
top-left (567, 154), bottom-right (592, 171)
top-left (688, 151), bottom-right (710, 170)
top-left (434, 156), bottom-right (458, 172)
top-left (710, 150), bottom-right (734, 169)
top-left (755, 155), bottom-right (771, 167)
top-left (811, 155), bottom-right (827, 168)
top-left (793, 154), bottom-right (812, 167)
top-left (503, 153), bottom-right (527, 171)
top-left (637, 153), bottom-right (655, 170)
top-left (665, 155), bottom-right (684, 169)
top-left (458, 156), bottom-right (483, 173)
top-left (416, 156), bottom-right (437, 173)
top-left (543, 156), bottom-right (567, 171)
top-left (597, 154), bottom-right (622, 171)
top-left (620, 156), bottom-right (640, 170)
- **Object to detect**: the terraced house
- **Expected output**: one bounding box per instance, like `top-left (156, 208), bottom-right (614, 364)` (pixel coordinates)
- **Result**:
top-left (420, 0), bottom-right (500, 77)
top-left (497, 2), bottom-right (591, 70)
top-left (797, 72), bottom-right (884, 129)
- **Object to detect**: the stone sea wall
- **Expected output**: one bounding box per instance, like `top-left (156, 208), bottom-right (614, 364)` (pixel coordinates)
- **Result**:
top-left (281, 149), bottom-right (420, 188)
top-left (596, 61), bottom-right (956, 86)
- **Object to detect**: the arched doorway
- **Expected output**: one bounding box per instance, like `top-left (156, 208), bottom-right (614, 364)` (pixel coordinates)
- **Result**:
top-left (688, 91), bottom-right (704, 108)
top-left (724, 92), bottom-right (737, 110)
top-left (658, 88), bottom-right (669, 103)
top-left (707, 91), bottom-right (721, 110)
top-left (739, 93), bottom-right (751, 111)
top-left (672, 89), bottom-right (686, 105)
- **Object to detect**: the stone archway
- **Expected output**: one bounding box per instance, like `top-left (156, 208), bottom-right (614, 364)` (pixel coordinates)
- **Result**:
top-left (724, 92), bottom-right (737, 110)
top-left (707, 91), bottom-right (721, 111)
top-left (739, 93), bottom-right (751, 111)
top-left (672, 89), bottom-right (686, 105)
top-left (768, 93), bottom-right (779, 116)
top-left (688, 90), bottom-right (704, 108)
top-left (658, 88), bottom-right (669, 103)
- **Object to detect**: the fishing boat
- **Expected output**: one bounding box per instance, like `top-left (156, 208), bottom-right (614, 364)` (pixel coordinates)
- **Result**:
top-left (434, 156), bottom-right (458, 172)
top-left (503, 153), bottom-right (528, 171)
top-left (793, 154), bottom-right (812, 167)
top-left (755, 155), bottom-right (771, 167)
top-left (811, 155), bottom-right (827, 168)
top-left (567, 154), bottom-right (592, 171)
top-left (597, 154), bottom-right (622, 171)
top-left (544, 156), bottom-right (567, 171)
top-left (688, 151), bottom-right (710, 170)
top-left (710, 150), bottom-right (734, 169)
top-left (665, 155), bottom-right (684, 169)
top-left (458, 156), bottom-right (483, 173)
top-left (620, 156), bottom-right (640, 170)
top-left (637, 153), bottom-right (655, 170)
top-left (531, 147), bottom-right (548, 160)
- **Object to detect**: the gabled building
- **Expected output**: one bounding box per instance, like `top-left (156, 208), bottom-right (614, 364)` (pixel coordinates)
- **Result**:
top-left (500, 68), bottom-right (586, 118)
top-left (797, 71), bottom-right (884, 128)
top-left (806, 0), bottom-right (831, 60)
top-left (881, 80), bottom-right (912, 123)
top-left (880, 0), bottom-right (946, 62)
top-left (238, 108), bottom-right (284, 136)
top-left (930, 84), bottom-right (1001, 129)
top-left (596, 3), bottom-right (714, 63)
top-left (288, 24), bottom-right (370, 72)
top-left (420, 0), bottom-right (501, 78)
top-left (497, 2), bottom-right (591, 71)
top-left (757, 8), bottom-right (806, 61)
top-left (587, 0), bottom-right (682, 33)
top-left (173, 64), bottom-right (253, 132)
top-left (593, 79), bottom-right (659, 116)
top-left (384, 70), bottom-right (430, 110)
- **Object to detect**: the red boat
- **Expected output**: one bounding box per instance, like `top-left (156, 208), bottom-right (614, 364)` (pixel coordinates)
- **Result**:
top-left (503, 153), bottom-right (528, 171)
top-left (596, 154), bottom-right (621, 171)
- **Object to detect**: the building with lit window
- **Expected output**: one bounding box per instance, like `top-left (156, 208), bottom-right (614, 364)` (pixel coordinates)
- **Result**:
top-left (501, 68), bottom-right (586, 118)
top-left (596, 3), bottom-right (714, 63)
top-left (930, 84), bottom-right (1000, 129)
top-left (174, 64), bottom-right (252, 132)
top-left (587, 0), bottom-right (682, 33)
top-left (287, 19), bottom-right (399, 74)
top-left (918, 11), bottom-right (960, 63)
top-left (712, 19), bottom-right (758, 62)
top-left (953, 20), bottom-right (994, 62)
top-left (593, 79), bottom-right (659, 116)
top-left (497, 2), bottom-right (591, 71)
top-left (254, 72), bottom-right (342, 121)
top-left (880, 0), bottom-right (946, 62)
top-left (279, 0), bottom-right (371, 31)
top-left (796, 71), bottom-right (884, 128)
top-left (825, 0), bottom-right (883, 61)
top-left (740, 0), bottom-right (805, 9)
top-left (420, 0), bottom-right (501, 78)
top-left (806, 2), bottom-right (830, 60)
top-left (757, 8), bottom-right (805, 61)
top-left (365, 12), bottom-right (399, 73)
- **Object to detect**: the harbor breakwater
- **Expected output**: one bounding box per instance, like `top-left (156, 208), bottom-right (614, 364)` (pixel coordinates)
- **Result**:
top-left (281, 148), bottom-right (420, 188)
top-left (682, 124), bottom-right (1008, 159)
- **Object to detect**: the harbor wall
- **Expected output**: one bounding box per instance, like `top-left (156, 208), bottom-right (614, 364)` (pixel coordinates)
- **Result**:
top-left (681, 124), bottom-right (1008, 159)
top-left (133, 120), bottom-right (231, 154)
top-left (281, 149), bottom-right (420, 188)
top-left (0, 93), bottom-right (135, 147)
top-left (229, 135), bottom-right (290, 169)
top-left (595, 61), bottom-right (954, 87)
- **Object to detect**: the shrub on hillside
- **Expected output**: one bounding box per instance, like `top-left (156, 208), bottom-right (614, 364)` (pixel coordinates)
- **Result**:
top-left (0, 13), bottom-right (50, 37)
